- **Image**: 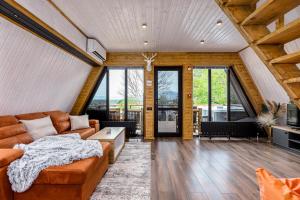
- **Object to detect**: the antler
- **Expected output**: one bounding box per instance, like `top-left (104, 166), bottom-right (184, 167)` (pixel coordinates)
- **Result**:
top-left (141, 53), bottom-right (148, 59)
top-left (141, 53), bottom-right (157, 60)
top-left (150, 53), bottom-right (157, 60)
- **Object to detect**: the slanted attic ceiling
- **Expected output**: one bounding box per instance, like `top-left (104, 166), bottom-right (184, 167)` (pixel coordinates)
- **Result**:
top-left (50, 0), bottom-right (248, 52)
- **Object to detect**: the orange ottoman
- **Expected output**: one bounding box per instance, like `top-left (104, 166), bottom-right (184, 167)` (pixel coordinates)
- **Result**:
top-left (256, 168), bottom-right (300, 200)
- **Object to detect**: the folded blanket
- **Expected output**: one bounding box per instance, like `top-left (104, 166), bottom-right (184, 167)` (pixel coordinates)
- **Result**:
top-left (8, 133), bottom-right (102, 193)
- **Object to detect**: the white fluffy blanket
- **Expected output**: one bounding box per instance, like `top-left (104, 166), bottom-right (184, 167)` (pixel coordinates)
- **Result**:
top-left (8, 133), bottom-right (103, 193)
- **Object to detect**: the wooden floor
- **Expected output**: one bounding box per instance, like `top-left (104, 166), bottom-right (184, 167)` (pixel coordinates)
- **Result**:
top-left (151, 138), bottom-right (300, 200)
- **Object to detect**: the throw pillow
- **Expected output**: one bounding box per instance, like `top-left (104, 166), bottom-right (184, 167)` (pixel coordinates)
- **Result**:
top-left (20, 116), bottom-right (58, 140)
top-left (70, 115), bottom-right (90, 130)
top-left (256, 168), bottom-right (300, 200)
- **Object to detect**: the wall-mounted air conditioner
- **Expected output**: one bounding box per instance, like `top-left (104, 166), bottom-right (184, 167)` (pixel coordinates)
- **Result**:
top-left (87, 38), bottom-right (106, 61)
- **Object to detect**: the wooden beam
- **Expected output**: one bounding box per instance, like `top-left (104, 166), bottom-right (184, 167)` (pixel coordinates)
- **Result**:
top-left (285, 82), bottom-right (300, 99)
top-left (227, 6), bottom-right (254, 24)
top-left (275, 15), bottom-right (284, 30)
top-left (284, 77), bottom-right (300, 84)
top-left (271, 51), bottom-right (300, 64)
top-left (256, 18), bottom-right (300, 45)
top-left (242, 0), bottom-right (300, 25)
top-left (272, 63), bottom-right (300, 80)
top-left (224, 0), bottom-right (258, 6)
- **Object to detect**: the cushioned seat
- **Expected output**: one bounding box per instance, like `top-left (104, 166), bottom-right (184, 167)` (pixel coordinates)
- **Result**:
top-left (35, 142), bottom-right (110, 185)
top-left (62, 128), bottom-right (95, 139)
top-left (256, 168), bottom-right (300, 200)
top-left (0, 110), bottom-right (104, 200)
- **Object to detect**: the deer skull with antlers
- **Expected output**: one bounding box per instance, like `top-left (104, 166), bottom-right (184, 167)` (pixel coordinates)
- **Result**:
top-left (142, 53), bottom-right (157, 72)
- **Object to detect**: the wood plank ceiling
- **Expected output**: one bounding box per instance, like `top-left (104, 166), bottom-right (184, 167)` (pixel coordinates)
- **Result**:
top-left (51, 0), bottom-right (248, 52)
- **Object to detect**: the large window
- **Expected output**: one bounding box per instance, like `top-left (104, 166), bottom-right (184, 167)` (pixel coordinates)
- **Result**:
top-left (86, 67), bottom-right (144, 135)
top-left (193, 69), bottom-right (209, 122)
top-left (193, 67), bottom-right (255, 134)
top-left (109, 69), bottom-right (125, 120)
top-left (86, 72), bottom-right (108, 120)
top-left (127, 69), bottom-right (144, 133)
top-left (211, 69), bottom-right (228, 121)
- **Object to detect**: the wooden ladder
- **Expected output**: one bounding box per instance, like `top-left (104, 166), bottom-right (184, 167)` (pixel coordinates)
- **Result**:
top-left (216, 0), bottom-right (300, 107)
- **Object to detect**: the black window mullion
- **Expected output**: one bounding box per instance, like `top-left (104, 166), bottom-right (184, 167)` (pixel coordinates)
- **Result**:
top-left (227, 69), bottom-right (231, 121)
top-left (124, 69), bottom-right (128, 121)
top-left (208, 69), bottom-right (212, 122)
top-left (106, 69), bottom-right (110, 119)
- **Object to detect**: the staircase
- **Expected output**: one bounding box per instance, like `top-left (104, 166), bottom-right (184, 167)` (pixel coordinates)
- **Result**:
top-left (216, 0), bottom-right (300, 107)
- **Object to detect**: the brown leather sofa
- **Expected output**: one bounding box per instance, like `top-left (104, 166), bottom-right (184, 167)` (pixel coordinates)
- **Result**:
top-left (0, 110), bottom-right (110, 200)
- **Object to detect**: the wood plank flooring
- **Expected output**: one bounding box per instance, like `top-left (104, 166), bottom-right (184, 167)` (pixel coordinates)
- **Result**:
top-left (150, 138), bottom-right (300, 200)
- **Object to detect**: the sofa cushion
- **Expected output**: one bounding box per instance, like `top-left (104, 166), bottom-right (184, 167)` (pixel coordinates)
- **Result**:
top-left (0, 133), bottom-right (33, 149)
top-left (20, 116), bottom-right (58, 140)
top-left (0, 115), bottom-right (33, 148)
top-left (16, 112), bottom-right (47, 120)
top-left (0, 149), bottom-right (23, 167)
top-left (44, 111), bottom-right (70, 133)
top-left (70, 115), bottom-right (90, 131)
top-left (0, 116), bottom-right (18, 127)
top-left (63, 128), bottom-right (95, 139)
top-left (0, 123), bottom-right (32, 148)
top-left (0, 124), bottom-right (26, 140)
top-left (34, 142), bottom-right (110, 185)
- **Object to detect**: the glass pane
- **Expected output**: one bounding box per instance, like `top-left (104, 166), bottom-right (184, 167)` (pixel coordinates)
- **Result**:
top-left (193, 69), bottom-right (209, 122)
top-left (87, 73), bottom-right (107, 120)
top-left (211, 69), bottom-right (227, 121)
top-left (230, 85), bottom-right (249, 121)
top-left (109, 69), bottom-right (125, 121)
top-left (88, 73), bottom-right (107, 111)
top-left (127, 69), bottom-right (144, 135)
top-left (157, 71), bottom-right (178, 108)
top-left (158, 110), bottom-right (178, 133)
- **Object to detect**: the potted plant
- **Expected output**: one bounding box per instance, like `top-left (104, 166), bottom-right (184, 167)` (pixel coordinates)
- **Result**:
top-left (257, 100), bottom-right (286, 142)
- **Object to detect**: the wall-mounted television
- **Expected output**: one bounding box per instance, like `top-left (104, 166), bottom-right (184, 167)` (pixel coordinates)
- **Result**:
top-left (287, 103), bottom-right (300, 128)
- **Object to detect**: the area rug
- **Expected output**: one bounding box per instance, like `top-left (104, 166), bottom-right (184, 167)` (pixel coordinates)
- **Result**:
top-left (90, 142), bottom-right (151, 200)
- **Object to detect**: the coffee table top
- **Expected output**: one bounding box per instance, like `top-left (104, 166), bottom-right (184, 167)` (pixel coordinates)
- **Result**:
top-left (87, 127), bottom-right (125, 141)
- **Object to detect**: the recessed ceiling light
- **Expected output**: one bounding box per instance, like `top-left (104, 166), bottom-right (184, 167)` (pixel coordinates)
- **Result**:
top-left (216, 20), bottom-right (223, 26)
top-left (200, 40), bottom-right (205, 44)
top-left (144, 41), bottom-right (149, 45)
top-left (142, 23), bottom-right (147, 29)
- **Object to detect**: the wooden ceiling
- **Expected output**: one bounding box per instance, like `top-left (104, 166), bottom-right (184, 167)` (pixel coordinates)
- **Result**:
top-left (51, 0), bottom-right (248, 52)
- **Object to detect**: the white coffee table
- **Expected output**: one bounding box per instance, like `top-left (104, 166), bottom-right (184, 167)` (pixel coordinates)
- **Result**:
top-left (87, 127), bottom-right (125, 164)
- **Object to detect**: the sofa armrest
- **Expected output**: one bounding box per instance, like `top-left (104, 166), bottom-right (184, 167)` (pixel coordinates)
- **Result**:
top-left (89, 119), bottom-right (100, 132)
top-left (0, 149), bottom-right (23, 168)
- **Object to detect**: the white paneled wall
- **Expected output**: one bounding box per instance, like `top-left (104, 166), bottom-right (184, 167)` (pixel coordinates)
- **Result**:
top-left (0, 18), bottom-right (92, 115)
top-left (16, 0), bottom-right (86, 50)
top-left (239, 48), bottom-right (289, 103)
top-left (15, 0), bottom-right (103, 63)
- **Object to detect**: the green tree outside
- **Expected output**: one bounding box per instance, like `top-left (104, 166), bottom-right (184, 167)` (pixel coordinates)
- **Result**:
top-left (193, 69), bottom-right (227, 106)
